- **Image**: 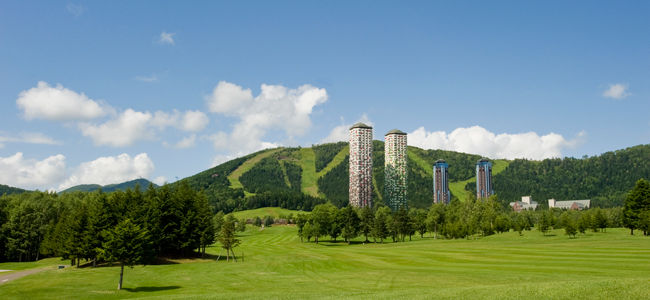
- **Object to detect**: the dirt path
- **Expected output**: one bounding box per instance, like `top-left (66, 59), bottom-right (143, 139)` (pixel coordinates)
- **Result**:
top-left (0, 267), bottom-right (51, 285)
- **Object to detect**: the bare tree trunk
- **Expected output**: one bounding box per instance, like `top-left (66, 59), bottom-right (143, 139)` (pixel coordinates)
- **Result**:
top-left (118, 263), bottom-right (124, 290)
top-left (93, 258), bottom-right (96, 268)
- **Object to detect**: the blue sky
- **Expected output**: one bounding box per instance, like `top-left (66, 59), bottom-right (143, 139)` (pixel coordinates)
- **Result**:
top-left (1, 1), bottom-right (648, 190)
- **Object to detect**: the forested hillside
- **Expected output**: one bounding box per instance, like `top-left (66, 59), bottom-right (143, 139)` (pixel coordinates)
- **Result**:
top-left (0, 184), bottom-right (27, 195)
top-left (152, 143), bottom-right (650, 212)
top-left (493, 144), bottom-right (650, 207)
top-left (61, 178), bottom-right (157, 193)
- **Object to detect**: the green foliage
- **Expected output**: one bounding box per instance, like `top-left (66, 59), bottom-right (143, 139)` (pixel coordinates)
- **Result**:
top-left (317, 156), bottom-right (349, 207)
top-left (494, 145), bottom-right (650, 207)
top-left (313, 142), bottom-right (347, 172)
top-left (218, 215), bottom-right (240, 261)
top-left (240, 157), bottom-right (289, 193)
top-left (623, 178), bottom-right (650, 235)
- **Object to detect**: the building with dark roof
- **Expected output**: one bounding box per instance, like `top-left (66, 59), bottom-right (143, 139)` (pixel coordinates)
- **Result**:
top-left (384, 129), bottom-right (407, 210)
top-left (349, 122), bottom-right (373, 208)
top-left (433, 159), bottom-right (450, 204)
top-left (476, 158), bottom-right (493, 199)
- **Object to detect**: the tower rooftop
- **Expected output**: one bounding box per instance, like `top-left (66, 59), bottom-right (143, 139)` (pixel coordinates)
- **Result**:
top-left (349, 122), bottom-right (373, 130)
top-left (384, 129), bottom-right (407, 136)
top-left (435, 159), bottom-right (447, 164)
top-left (477, 158), bottom-right (490, 163)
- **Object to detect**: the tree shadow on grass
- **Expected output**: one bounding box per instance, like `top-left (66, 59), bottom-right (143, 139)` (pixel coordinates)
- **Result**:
top-left (123, 286), bottom-right (181, 292)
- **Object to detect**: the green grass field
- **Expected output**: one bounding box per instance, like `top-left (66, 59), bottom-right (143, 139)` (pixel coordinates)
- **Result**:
top-left (1, 224), bottom-right (648, 299)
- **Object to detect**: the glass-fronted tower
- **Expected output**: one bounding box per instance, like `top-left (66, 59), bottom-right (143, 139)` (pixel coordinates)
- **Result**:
top-left (349, 122), bottom-right (373, 208)
top-left (433, 159), bottom-right (450, 204)
top-left (384, 129), bottom-right (408, 210)
top-left (476, 158), bottom-right (493, 199)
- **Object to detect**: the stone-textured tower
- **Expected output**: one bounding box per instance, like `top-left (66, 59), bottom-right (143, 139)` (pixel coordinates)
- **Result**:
top-left (476, 158), bottom-right (493, 199)
top-left (349, 122), bottom-right (373, 207)
top-left (384, 129), bottom-right (407, 210)
top-left (433, 159), bottom-right (450, 204)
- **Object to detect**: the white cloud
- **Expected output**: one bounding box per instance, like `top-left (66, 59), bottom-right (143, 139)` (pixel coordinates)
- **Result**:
top-left (66, 3), bottom-right (85, 17)
top-left (79, 108), bottom-right (208, 147)
top-left (181, 110), bottom-right (209, 132)
top-left (206, 81), bottom-right (327, 158)
top-left (79, 109), bottom-right (154, 147)
top-left (0, 132), bottom-right (62, 146)
top-left (135, 74), bottom-right (158, 82)
top-left (159, 32), bottom-right (175, 45)
top-left (58, 153), bottom-right (155, 191)
top-left (603, 83), bottom-right (630, 100)
top-left (153, 176), bottom-right (167, 186)
top-left (408, 126), bottom-right (584, 160)
top-left (321, 114), bottom-right (373, 143)
top-left (171, 134), bottom-right (197, 149)
top-left (0, 152), bottom-right (66, 190)
top-left (16, 81), bottom-right (110, 121)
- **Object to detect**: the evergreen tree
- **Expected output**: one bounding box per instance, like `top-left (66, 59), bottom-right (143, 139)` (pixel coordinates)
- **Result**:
top-left (102, 219), bottom-right (151, 290)
top-left (624, 179), bottom-right (650, 235)
top-left (359, 206), bottom-right (374, 242)
top-left (371, 206), bottom-right (390, 243)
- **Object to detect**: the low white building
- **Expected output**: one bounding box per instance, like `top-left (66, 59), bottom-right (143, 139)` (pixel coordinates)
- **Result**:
top-left (548, 199), bottom-right (590, 210)
top-left (509, 196), bottom-right (539, 212)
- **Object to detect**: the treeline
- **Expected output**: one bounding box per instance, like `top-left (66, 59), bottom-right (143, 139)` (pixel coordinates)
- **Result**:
top-left (0, 182), bottom-right (214, 263)
top-left (494, 144), bottom-right (650, 207)
top-left (209, 190), bottom-right (325, 214)
top-left (295, 198), bottom-right (631, 244)
top-left (0, 184), bottom-right (27, 196)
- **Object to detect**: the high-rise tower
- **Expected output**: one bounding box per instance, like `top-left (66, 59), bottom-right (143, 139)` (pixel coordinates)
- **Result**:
top-left (432, 159), bottom-right (450, 204)
top-left (384, 129), bottom-right (407, 210)
top-left (476, 158), bottom-right (493, 199)
top-left (349, 122), bottom-right (373, 207)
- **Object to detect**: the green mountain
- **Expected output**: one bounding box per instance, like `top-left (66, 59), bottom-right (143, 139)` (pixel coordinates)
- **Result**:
top-left (0, 184), bottom-right (28, 195)
top-left (177, 142), bottom-right (649, 212)
top-left (61, 178), bottom-right (157, 193)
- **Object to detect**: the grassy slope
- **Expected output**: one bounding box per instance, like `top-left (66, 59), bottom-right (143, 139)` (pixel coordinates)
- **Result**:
top-left (230, 207), bottom-right (307, 220)
top-left (449, 159), bottom-right (510, 201)
top-left (315, 145), bottom-right (349, 178)
top-left (1, 227), bottom-right (648, 299)
top-left (227, 149), bottom-right (282, 190)
top-left (299, 148), bottom-right (319, 197)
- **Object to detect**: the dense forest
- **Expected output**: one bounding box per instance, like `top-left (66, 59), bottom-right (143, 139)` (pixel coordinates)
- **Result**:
top-left (313, 142), bottom-right (347, 172)
top-left (0, 183), bottom-right (213, 263)
top-left (493, 144), bottom-right (650, 207)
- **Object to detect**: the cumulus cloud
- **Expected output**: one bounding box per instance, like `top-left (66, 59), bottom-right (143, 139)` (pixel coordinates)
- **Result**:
top-left (79, 109), bottom-right (154, 147)
top-left (0, 152), bottom-right (66, 190)
top-left (58, 153), bottom-right (155, 190)
top-left (16, 81), bottom-right (110, 121)
top-left (603, 83), bottom-right (630, 100)
top-left (80, 109), bottom-right (208, 147)
top-left (159, 32), bottom-right (175, 45)
top-left (168, 134), bottom-right (197, 149)
top-left (206, 81), bottom-right (328, 157)
top-left (321, 114), bottom-right (374, 143)
top-left (0, 132), bottom-right (62, 146)
top-left (408, 126), bottom-right (584, 160)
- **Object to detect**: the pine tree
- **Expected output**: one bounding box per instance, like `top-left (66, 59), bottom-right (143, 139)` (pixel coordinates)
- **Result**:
top-left (102, 219), bottom-right (150, 290)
